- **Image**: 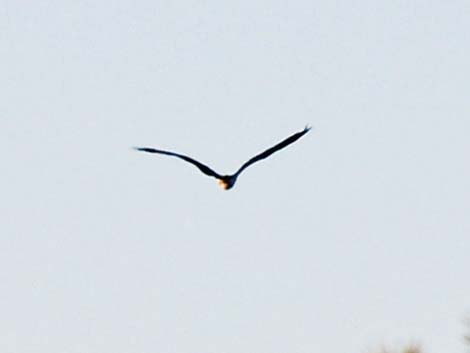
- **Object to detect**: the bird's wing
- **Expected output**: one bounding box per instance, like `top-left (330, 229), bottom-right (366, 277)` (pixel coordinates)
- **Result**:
top-left (235, 126), bottom-right (311, 176)
top-left (134, 147), bottom-right (222, 179)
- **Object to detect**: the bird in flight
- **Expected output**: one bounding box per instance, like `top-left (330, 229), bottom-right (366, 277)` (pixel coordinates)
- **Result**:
top-left (134, 125), bottom-right (311, 190)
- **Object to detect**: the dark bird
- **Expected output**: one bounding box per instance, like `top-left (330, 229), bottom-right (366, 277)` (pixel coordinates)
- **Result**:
top-left (134, 126), bottom-right (311, 190)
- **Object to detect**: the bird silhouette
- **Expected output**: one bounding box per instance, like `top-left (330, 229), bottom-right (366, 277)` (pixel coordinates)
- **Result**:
top-left (134, 126), bottom-right (311, 190)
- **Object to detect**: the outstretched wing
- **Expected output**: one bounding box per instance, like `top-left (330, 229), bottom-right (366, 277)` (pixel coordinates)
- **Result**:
top-left (134, 147), bottom-right (222, 179)
top-left (235, 126), bottom-right (311, 176)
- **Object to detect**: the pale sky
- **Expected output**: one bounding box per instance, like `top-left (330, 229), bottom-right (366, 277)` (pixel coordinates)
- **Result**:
top-left (1, 1), bottom-right (470, 353)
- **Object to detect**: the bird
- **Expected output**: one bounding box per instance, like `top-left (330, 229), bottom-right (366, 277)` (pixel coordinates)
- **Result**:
top-left (134, 125), bottom-right (311, 190)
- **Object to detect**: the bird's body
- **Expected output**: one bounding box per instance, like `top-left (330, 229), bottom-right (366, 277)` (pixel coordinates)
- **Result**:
top-left (218, 175), bottom-right (238, 190)
top-left (134, 126), bottom-right (311, 190)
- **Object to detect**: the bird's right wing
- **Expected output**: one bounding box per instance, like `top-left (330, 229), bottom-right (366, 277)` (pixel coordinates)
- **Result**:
top-left (134, 147), bottom-right (222, 179)
top-left (235, 126), bottom-right (311, 176)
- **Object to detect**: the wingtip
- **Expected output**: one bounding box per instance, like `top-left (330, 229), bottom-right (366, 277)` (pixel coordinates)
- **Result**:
top-left (133, 146), bottom-right (151, 153)
top-left (304, 124), bottom-right (313, 132)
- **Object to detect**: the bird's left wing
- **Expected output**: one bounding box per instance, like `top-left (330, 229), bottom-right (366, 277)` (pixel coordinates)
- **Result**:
top-left (134, 147), bottom-right (222, 179)
top-left (235, 126), bottom-right (311, 176)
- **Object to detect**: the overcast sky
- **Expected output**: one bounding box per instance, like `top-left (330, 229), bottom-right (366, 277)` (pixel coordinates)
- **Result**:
top-left (1, 1), bottom-right (470, 353)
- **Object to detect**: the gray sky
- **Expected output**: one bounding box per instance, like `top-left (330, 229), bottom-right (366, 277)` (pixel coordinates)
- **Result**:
top-left (1, 1), bottom-right (470, 352)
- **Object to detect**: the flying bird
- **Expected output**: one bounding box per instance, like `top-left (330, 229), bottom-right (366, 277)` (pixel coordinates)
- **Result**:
top-left (134, 126), bottom-right (311, 190)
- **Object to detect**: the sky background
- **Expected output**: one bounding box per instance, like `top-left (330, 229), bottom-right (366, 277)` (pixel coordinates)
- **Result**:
top-left (1, 1), bottom-right (470, 353)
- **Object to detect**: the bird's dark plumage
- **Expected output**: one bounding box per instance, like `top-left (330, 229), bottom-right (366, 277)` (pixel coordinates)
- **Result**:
top-left (234, 126), bottom-right (311, 175)
top-left (133, 148), bottom-right (222, 179)
top-left (134, 126), bottom-right (311, 190)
